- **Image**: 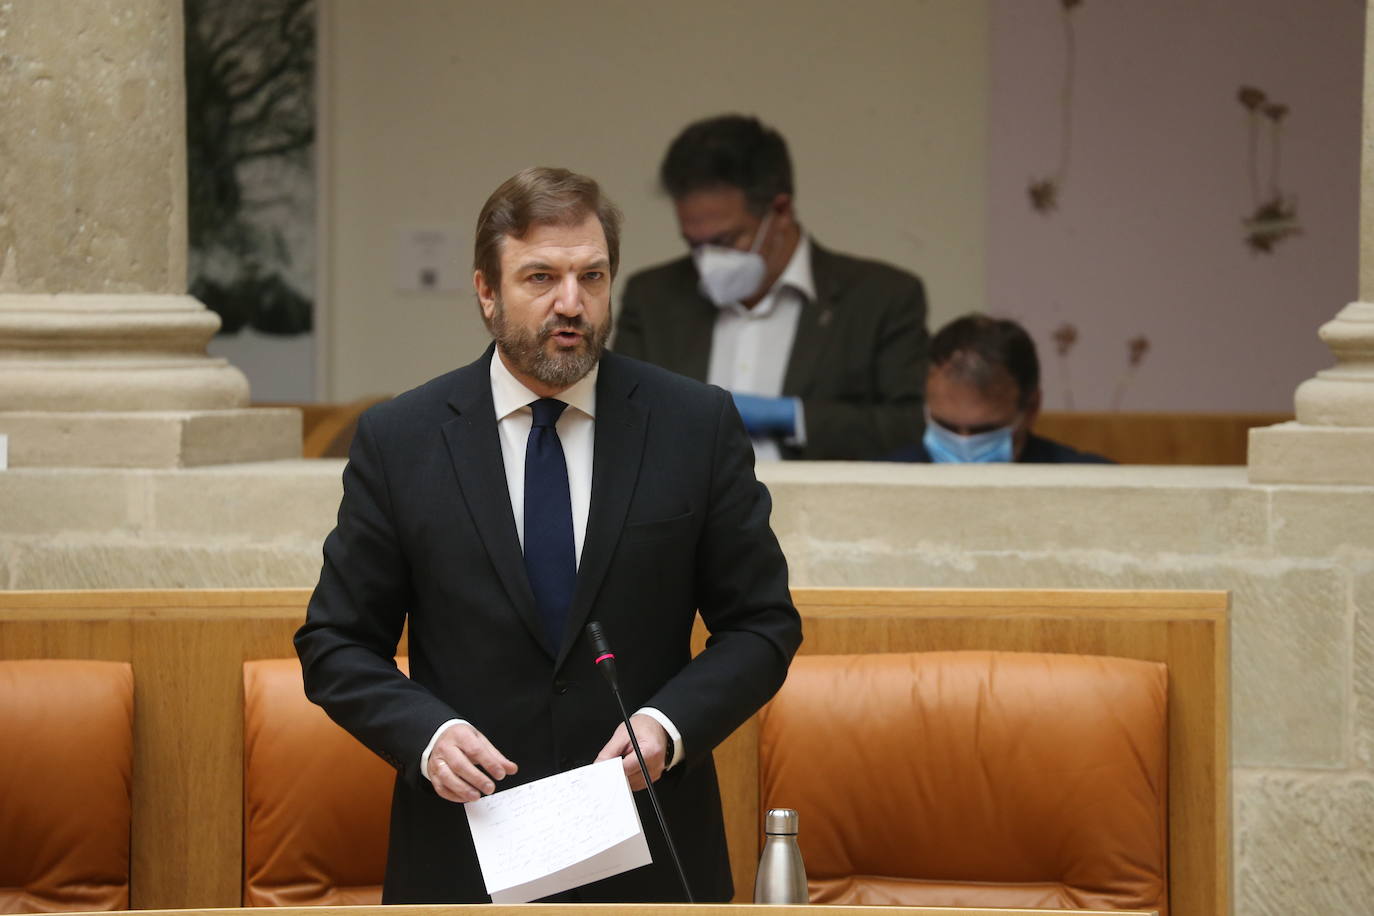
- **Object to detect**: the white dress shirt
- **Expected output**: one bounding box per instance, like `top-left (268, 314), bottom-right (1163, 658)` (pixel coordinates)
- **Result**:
top-left (421, 349), bottom-right (683, 784)
top-left (706, 234), bottom-right (814, 461)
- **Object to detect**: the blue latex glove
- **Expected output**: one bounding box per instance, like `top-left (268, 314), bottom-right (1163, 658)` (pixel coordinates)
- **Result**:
top-left (731, 392), bottom-right (799, 438)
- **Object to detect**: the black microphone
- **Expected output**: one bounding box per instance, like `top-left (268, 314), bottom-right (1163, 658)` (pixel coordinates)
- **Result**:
top-left (585, 621), bottom-right (694, 903)
top-left (588, 620), bottom-right (620, 689)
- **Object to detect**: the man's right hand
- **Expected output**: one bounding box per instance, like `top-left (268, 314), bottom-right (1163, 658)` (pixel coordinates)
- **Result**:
top-left (427, 721), bottom-right (518, 803)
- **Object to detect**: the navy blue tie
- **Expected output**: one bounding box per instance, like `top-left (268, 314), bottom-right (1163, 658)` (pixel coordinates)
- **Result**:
top-left (523, 398), bottom-right (577, 651)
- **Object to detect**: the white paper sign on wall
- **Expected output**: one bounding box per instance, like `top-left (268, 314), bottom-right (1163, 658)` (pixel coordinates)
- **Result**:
top-left (395, 225), bottom-right (463, 293)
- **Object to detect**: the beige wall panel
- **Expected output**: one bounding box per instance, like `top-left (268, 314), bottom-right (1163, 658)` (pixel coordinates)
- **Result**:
top-left (321, 0), bottom-right (988, 400)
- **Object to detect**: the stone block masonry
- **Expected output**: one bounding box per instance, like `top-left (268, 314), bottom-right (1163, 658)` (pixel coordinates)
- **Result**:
top-left (1, 459), bottom-right (1371, 912)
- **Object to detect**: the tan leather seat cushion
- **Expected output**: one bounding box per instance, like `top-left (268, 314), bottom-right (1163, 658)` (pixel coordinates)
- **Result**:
top-left (759, 650), bottom-right (1168, 913)
top-left (0, 660), bottom-right (134, 914)
top-left (242, 657), bottom-right (408, 906)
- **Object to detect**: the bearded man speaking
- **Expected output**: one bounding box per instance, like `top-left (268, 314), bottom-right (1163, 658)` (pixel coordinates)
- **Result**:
top-left (296, 167), bottom-right (802, 904)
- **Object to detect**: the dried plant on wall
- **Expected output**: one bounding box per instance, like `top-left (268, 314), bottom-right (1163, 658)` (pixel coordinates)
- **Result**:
top-left (1051, 324), bottom-right (1152, 410)
top-left (1052, 322), bottom-right (1079, 408)
top-left (1237, 86), bottom-right (1301, 253)
top-left (1028, 0), bottom-right (1082, 214)
top-left (1110, 335), bottom-right (1152, 409)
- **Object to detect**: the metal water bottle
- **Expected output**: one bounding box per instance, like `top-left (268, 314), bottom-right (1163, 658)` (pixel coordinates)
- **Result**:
top-left (753, 807), bottom-right (808, 904)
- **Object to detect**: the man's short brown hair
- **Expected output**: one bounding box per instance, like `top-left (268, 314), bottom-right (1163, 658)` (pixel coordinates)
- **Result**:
top-left (473, 167), bottom-right (623, 293)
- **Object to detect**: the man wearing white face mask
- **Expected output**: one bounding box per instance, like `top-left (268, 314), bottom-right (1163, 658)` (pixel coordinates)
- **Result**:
top-left (889, 314), bottom-right (1112, 464)
top-left (615, 114), bottom-right (929, 461)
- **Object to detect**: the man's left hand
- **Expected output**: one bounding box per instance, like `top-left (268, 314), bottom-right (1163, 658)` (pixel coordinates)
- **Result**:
top-left (594, 714), bottom-right (668, 791)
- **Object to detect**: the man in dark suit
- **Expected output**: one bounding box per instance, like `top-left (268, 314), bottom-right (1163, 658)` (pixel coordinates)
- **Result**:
top-left (614, 114), bottom-right (929, 461)
top-left (295, 167), bottom-right (801, 904)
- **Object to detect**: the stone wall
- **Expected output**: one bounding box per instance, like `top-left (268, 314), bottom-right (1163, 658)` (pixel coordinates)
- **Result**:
top-left (0, 461), bottom-right (339, 588)
top-left (1, 459), bottom-right (1371, 912)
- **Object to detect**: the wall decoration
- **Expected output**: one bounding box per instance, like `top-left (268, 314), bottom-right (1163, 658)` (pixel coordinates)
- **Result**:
top-left (1110, 335), bottom-right (1152, 409)
top-left (1051, 322), bottom-right (1079, 408)
top-left (991, 0), bottom-right (1358, 412)
top-left (1238, 85), bottom-right (1301, 253)
top-left (185, 0), bottom-right (316, 335)
top-left (1050, 323), bottom-right (1151, 410)
top-left (1028, 0), bottom-right (1082, 214)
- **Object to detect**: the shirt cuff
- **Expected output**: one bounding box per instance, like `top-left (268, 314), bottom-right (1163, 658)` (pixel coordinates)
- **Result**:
top-left (420, 718), bottom-right (466, 783)
top-left (634, 706), bottom-right (684, 770)
top-left (784, 397), bottom-right (806, 447)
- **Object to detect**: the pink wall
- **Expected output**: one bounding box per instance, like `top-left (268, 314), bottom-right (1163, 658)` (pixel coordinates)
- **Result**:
top-left (988, 0), bottom-right (1362, 412)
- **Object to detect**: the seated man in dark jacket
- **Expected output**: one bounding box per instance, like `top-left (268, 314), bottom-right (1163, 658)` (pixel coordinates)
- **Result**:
top-left (889, 314), bottom-right (1112, 464)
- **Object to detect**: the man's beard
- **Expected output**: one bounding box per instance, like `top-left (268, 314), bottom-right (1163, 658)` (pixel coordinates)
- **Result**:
top-left (489, 299), bottom-right (612, 390)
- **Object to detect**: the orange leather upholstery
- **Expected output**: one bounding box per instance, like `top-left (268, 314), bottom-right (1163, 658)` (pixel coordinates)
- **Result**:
top-left (0, 660), bottom-right (134, 914)
top-left (242, 657), bottom-right (408, 906)
top-left (759, 651), bottom-right (1168, 913)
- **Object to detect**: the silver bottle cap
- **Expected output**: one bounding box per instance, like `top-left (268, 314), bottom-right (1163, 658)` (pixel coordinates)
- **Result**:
top-left (764, 807), bottom-right (799, 835)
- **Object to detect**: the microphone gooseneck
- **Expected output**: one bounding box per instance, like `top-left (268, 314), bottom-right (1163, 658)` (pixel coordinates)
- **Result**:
top-left (584, 621), bottom-right (694, 903)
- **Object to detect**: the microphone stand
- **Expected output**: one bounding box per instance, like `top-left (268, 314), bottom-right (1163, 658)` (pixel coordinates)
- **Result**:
top-left (586, 621), bottom-right (694, 903)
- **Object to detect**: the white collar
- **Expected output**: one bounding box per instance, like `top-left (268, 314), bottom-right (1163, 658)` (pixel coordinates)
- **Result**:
top-left (776, 233), bottom-right (815, 302)
top-left (720, 234), bottom-right (815, 317)
top-left (489, 347), bottom-right (599, 421)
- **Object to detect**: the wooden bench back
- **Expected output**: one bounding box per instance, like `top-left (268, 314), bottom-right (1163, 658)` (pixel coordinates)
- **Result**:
top-left (0, 588), bottom-right (1226, 914)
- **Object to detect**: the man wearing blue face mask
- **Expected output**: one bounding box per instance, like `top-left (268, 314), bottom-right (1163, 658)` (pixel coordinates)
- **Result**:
top-left (614, 114), bottom-right (929, 461)
top-left (890, 315), bottom-right (1112, 464)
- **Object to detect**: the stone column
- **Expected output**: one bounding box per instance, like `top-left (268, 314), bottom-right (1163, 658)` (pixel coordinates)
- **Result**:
top-left (1249, 5), bottom-right (1374, 485)
top-left (0, 0), bottom-right (298, 467)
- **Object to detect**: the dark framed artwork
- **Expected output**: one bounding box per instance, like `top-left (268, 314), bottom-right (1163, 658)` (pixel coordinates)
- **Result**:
top-left (184, 0), bottom-right (315, 341)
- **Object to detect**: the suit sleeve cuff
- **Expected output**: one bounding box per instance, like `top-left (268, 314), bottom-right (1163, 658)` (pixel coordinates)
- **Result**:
top-left (635, 706), bottom-right (684, 769)
top-left (420, 718), bottom-right (467, 783)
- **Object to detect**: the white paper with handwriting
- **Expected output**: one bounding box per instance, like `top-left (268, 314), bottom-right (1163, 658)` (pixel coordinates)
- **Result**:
top-left (463, 757), bottom-right (651, 903)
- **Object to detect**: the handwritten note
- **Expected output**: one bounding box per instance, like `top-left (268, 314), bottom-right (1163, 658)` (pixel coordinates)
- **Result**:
top-left (463, 757), bottom-right (652, 903)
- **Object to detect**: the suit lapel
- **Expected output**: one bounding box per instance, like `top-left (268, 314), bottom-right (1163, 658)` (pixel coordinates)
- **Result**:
top-left (556, 353), bottom-right (648, 670)
top-left (782, 240), bottom-right (841, 398)
top-left (441, 348), bottom-right (546, 656)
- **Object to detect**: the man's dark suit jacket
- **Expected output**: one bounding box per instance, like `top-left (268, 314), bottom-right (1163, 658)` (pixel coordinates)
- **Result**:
top-left (614, 240), bottom-right (928, 460)
top-left (295, 346), bottom-right (801, 904)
